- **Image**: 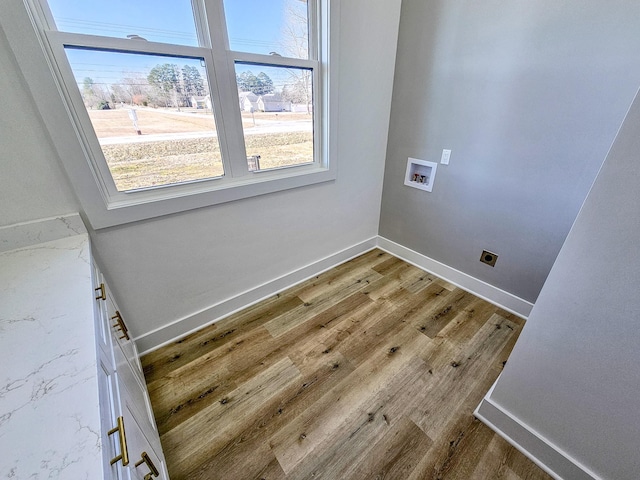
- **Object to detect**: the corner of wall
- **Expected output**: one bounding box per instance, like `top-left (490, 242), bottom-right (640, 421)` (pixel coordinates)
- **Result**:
top-left (376, 236), bottom-right (533, 318)
top-left (135, 237), bottom-right (378, 354)
top-left (475, 389), bottom-right (602, 480)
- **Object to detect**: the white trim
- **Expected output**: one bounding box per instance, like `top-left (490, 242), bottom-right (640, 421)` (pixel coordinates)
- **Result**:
top-left (376, 236), bottom-right (533, 318)
top-left (475, 384), bottom-right (602, 480)
top-left (136, 234), bottom-right (534, 354)
top-left (135, 237), bottom-right (377, 354)
top-left (231, 51), bottom-right (317, 69)
top-left (48, 31), bottom-right (211, 57)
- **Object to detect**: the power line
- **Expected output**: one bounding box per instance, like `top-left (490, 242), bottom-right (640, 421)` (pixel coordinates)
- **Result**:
top-left (55, 17), bottom-right (197, 41)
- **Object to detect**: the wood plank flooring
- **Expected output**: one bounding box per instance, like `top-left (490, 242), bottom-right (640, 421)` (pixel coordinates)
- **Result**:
top-left (142, 250), bottom-right (552, 480)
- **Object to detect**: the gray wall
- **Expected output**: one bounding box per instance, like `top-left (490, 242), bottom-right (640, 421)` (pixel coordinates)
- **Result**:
top-left (0, 24), bottom-right (78, 227)
top-left (488, 88), bottom-right (640, 480)
top-left (379, 0), bottom-right (640, 303)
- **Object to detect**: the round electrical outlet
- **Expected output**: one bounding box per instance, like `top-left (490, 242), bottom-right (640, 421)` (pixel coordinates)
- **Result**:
top-left (480, 250), bottom-right (498, 267)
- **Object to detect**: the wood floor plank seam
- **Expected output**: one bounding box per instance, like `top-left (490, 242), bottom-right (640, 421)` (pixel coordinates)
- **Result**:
top-left (142, 250), bottom-right (552, 480)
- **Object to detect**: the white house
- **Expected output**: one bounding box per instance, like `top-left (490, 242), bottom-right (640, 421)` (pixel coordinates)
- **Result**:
top-left (190, 94), bottom-right (211, 109)
top-left (257, 93), bottom-right (291, 112)
top-left (238, 91), bottom-right (259, 112)
top-left (291, 103), bottom-right (312, 113)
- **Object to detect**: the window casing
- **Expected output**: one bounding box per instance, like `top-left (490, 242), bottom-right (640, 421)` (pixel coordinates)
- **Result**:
top-left (22, 0), bottom-right (337, 228)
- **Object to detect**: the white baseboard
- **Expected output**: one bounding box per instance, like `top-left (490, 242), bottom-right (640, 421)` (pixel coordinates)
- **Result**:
top-left (475, 384), bottom-right (602, 480)
top-left (135, 237), bottom-right (378, 354)
top-left (137, 235), bottom-right (535, 354)
top-left (376, 236), bottom-right (533, 319)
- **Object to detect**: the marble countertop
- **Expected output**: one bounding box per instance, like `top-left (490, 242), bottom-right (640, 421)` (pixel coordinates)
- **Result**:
top-left (0, 215), bottom-right (104, 478)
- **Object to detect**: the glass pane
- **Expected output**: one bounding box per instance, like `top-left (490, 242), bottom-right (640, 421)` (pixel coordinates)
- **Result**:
top-left (235, 63), bottom-right (313, 171)
top-left (224, 0), bottom-right (309, 59)
top-left (65, 48), bottom-right (223, 192)
top-left (47, 0), bottom-right (199, 46)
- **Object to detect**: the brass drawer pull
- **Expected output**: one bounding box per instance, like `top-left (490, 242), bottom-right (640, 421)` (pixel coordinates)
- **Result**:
top-left (95, 283), bottom-right (106, 301)
top-left (111, 311), bottom-right (130, 341)
top-left (107, 416), bottom-right (129, 466)
top-left (135, 451), bottom-right (160, 478)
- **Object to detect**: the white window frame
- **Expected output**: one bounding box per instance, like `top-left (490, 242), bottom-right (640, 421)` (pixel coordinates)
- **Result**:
top-left (15, 0), bottom-right (338, 229)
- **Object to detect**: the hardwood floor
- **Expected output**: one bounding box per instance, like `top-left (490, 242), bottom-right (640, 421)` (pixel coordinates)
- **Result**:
top-left (142, 250), bottom-right (552, 480)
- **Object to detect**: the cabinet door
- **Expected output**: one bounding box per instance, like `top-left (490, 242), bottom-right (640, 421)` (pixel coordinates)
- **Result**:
top-left (104, 335), bottom-right (168, 479)
top-left (113, 338), bottom-right (162, 452)
top-left (105, 289), bottom-right (146, 386)
top-left (97, 349), bottom-right (126, 480)
top-left (119, 379), bottom-right (169, 480)
top-left (93, 261), bottom-right (114, 364)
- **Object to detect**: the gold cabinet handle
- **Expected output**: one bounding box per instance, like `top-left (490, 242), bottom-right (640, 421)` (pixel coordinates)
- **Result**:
top-left (107, 416), bottom-right (129, 466)
top-left (95, 283), bottom-right (106, 301)
top-left (135, 451), bottom-right (160, 478)
top-left (111, 311), bottom-right (130, 341)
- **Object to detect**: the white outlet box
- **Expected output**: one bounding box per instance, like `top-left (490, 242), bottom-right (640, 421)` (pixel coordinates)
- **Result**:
top-left (404, 158), bottom-right (438, 192)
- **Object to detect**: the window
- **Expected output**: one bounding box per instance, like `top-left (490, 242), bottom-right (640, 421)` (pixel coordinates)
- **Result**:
top-left (23, 0), bottom-right (337, 227)
top-left (63, 48), bottom-right (224, 191)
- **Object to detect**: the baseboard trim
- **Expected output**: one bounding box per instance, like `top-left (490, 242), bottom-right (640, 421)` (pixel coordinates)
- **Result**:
top-left (135, 237), bottom-right (378, 355)
top-left (376, 236), bottom-right (533, 319)
top-left (475, 385), bottom-right (602, 480)
top-left (137, 236), bottom-right (535, 354)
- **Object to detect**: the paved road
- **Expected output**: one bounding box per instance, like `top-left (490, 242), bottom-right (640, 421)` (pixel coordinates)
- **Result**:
top-left (99, 109), bottom-right (311, 145)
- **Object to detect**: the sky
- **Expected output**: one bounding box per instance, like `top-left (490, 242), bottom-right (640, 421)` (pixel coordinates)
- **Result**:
top-left (47, 0), bottom-right (308, 91)
top-left (47, 0), bottom-right (295, 51)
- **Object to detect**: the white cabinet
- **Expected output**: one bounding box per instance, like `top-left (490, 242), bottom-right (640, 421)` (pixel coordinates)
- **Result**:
top-left (97, 347), bottom-right (122, 479)
top-left (93, 262), bottom-right (169, 480)
top-left (0, 216), bottom-right (168, 478)
top-left (121, 393), bottom-right (166, 480)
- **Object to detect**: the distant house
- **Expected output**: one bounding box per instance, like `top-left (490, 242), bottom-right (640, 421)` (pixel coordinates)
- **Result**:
top-left (190, 95), bottom-right (212, 109)
top-left (291, 103), bottom-right (313, 113)
top-left (257, 93), bottom-right (292, 112)
top-left (238, 92), bottom-right (259, 112)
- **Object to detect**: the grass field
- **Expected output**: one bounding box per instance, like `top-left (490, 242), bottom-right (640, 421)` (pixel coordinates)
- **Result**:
top-left (87, 108), bottom-right (313, 191)
top-left (103, 132), bottom-right (312, 191)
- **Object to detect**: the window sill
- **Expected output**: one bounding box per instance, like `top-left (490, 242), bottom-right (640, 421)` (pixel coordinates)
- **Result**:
top-left (93, 164), bottom-right (336, 229)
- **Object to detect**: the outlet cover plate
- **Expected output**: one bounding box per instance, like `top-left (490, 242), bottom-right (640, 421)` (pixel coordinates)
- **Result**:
top-left (480, 250), bottom-right (498, 267)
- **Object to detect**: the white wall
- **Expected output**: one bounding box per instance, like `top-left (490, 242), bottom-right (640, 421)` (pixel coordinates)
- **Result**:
top-left (0, 1), bottom-right (403, 350)
top-left (379, 0), bottom-right (640, 304)
top-left (0, 24), bottom-right (78, 227)
top-left (483, 89), bottom-right (640, 480)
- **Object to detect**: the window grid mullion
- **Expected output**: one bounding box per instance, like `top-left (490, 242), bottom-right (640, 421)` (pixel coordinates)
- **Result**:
top-left (230, 51), bottom-right (317, 70)
top-left (47, 31), bottom-right (211, 58)
top-left (191, 0), bottom-right (212, 49)
top-left (308, 0), bottom-right (319, 62)
top-left (202, 0), bottom-right (250, 177)
top-left (200, 49), bottom-right (236, 180)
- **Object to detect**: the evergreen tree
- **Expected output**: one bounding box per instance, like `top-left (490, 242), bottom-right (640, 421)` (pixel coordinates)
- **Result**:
top-left (182, 65), bottom-right (205, 97)
top-left (236, 71), bottom-right (275, 95)
top-left (147, 63), bottom-right (181, 107)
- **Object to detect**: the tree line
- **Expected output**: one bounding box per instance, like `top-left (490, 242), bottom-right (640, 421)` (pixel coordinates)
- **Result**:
top-left (81, 63), bottom-right (208, 109)
top-left (81, 63), bottom-right (310, 110)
